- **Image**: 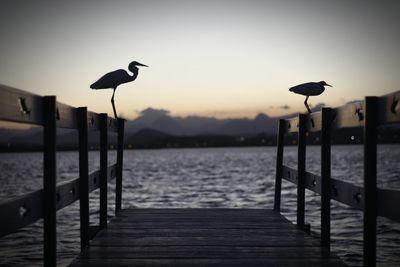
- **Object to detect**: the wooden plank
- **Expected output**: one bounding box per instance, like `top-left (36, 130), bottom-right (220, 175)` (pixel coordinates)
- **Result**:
top-left (333, 101), bottom-right (365, 129)
top-left (112, 216), bottom-right (292, 222)
top-left (282, 165), bottom-right (364, 211)
top-left (0, 84), bottom-right (43, 125)
top-left (285, 116), bottom-right (299, 133)
top-left (88, 164), bottom-right (117, 193)
top-left (56, 178), bottom-right (80, 211)
top-left (96, 228), bottom-right (310, 236)
top-left (107, 222), bottom-right (297, 230)
top-left (56, 102), bottom-right (78, 129)
top-left (70, 258), bottom-right (346, 267)
top-left (86, 111), bottom-right (118, 132)
top-left (0, 189), bottom-right (43, 237)
top-left (79, 246), bottom-right (333, 259)
top-left (118, 208), bottom-right (275, 215)
top-left (286, 112), bottom-right (322, 133)
top-left (378, 90), bottom-right (400, 125)
top-left (377, 188), bottom-right (400, 222)
top-left (285, 100), bottom-right (364, 133)
top-left (90, 236), bottom-right (320, 247)
top-left (283, 91), bottom-right (400, 132)
top-left (87, 111), bottom-right (101, 131)
top-left (108, 116), bottom-right (118, 132)
top-left (0, 164), bottom-right (117, 238)
top-left (70, 208), bottom-right (344, 267)
top-left (330, 178), bottom-right (363, 210)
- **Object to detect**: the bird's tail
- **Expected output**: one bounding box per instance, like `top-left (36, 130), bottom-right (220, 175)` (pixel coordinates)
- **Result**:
top-left (289, 87), bottom-right (294, 92)
top-left (90, 82), bottom-right (101, 89)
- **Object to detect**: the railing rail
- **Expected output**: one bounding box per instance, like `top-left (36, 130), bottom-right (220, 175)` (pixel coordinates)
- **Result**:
top-left (0, 84), bottom-right (125, 266)
top-left (274, 90), bottom-right (400, 267)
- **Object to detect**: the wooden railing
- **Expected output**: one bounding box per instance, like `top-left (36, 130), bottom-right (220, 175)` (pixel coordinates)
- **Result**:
top-left (0, 84), bottom-right (125, 267)
top-left (274, 91), bottom-right (400, 267)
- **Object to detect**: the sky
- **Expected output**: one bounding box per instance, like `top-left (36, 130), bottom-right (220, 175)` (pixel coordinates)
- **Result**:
top-left (1, 0), bottom-right (399, 121)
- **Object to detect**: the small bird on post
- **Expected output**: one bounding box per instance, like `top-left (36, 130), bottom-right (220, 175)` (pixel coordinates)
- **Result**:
top-left (90, 61), bottom-right (148, 118)
top-left (289, 81), bottom-right (332, 113)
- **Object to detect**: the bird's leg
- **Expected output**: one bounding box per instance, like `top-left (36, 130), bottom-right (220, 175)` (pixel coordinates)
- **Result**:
top-left (111, 88), bottom-right (118, 119)
top-left (304, 96), bottom-right (312, 113)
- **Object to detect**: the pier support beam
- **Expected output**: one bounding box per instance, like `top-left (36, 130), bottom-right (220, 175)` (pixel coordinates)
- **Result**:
top-left (297, 114), bottom-right (307, 230)
top-left (364, 97), bottom-right (378, 267)
top-left (43, 96), bottom-right (57, 267)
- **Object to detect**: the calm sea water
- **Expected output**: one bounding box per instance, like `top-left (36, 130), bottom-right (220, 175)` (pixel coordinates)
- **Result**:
top-left (0, 146), bottom-right (399, 266)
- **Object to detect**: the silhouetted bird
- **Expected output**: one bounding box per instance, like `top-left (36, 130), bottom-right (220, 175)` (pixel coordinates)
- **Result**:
top-left (90, 61), bottom-right (148, 118)
top-left (289, 81), bottom-right (332, 113)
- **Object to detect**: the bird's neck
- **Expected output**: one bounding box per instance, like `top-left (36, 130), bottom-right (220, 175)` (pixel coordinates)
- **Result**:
top-left (129, 67), bottom-right (139, 81)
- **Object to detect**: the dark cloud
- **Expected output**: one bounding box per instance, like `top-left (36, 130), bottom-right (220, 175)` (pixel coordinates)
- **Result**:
top-left (279, 105), bottom-right (290, 110)
top-left (139, 107), bottom-right (170, 117)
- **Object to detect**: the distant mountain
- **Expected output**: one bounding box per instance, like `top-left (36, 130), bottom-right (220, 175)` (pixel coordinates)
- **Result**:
top-left (217, 113), bottom-right (276, 136)
top-left (2, 102), bottom-right (399, 150)
top-left (123, 128), bottom-right (172, 148)
top-left (125, 108), bottom-right (278, 137)
top-left (0, 108), bottom-right (277, 150)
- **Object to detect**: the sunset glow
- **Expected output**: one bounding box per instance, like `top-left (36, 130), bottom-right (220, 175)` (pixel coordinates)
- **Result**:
top-left (1, 1), bottom-right (399, 120)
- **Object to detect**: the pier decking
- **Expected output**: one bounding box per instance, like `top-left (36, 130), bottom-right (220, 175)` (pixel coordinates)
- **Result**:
top-left (69, 208), bottom-right (344, 267)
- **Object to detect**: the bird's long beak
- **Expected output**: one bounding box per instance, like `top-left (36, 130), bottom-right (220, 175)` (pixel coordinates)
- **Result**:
top-left (136, 62), bottom-right (148, 67)
top-left (326, 83), bottom-right (332, 87)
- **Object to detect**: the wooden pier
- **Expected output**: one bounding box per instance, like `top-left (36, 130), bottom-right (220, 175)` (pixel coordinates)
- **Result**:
top-left (69, 208), bottom-right (344, 267)
top-left (1, 84), bottom-right (400, 266)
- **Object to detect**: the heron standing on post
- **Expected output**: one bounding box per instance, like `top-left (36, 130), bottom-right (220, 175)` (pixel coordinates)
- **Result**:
top-left (289, 81), bottom-right (332, 113)
top-left (90, 61), bottom-right (148, 118)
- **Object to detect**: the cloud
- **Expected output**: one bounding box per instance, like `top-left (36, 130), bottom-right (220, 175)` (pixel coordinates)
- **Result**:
top-left (279, 105), bottom-right (290, 110)
top-left (138, 107), bottom-right (170, 117)
top-left (269, 105), bottom-right (290, 110)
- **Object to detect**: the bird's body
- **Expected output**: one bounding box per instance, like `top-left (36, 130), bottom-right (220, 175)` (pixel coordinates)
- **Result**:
top-left (90, 61), bottom-right (148, 118)
top-left (90, 69), bottom-right (138, 90)
top-left (289, 81), bottom-right (332, 113)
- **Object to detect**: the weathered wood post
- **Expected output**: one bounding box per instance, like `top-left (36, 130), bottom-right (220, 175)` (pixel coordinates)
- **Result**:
top-left (43, 96), bottom-right (57, 267)
top-left (274, 119), bottom-right (286, 212)
top-left (297, 114), bottom-right (307, 230)
top-left (321, 107), bottom-right (332, 249)
top-left (116, 118), bottom-right (125, 213)
top-left (99, 114), bottom-right (108, 229)
top-left (364, 97), bottom-right (378, 267)
top-left (77, 107), bottom-right (89, 249)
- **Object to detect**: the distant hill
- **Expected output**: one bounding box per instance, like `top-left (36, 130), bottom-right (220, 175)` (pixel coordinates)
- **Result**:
top-left (125, 108), bottom-right (278, 136)
top-left (0, 109), bottom-right (279, 150)
top-left (2, 104), bottom-right (399, 151)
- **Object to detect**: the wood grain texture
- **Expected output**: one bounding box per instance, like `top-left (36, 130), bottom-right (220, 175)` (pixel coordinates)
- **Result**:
top-left (69, 208), bottom-right (345, 266)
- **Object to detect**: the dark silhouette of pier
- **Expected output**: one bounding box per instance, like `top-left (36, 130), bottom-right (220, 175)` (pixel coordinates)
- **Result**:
top-left (1, 84), bottom-right (400, 266)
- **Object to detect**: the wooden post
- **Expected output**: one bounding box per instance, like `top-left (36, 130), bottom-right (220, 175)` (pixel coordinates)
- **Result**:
top-left (43, 96), bottom-right (57, 267)
top-left (321, 108), bottom-right (332, 249)
top-left (297, 114), bottom-right (307, 230)
top-left (364, 97), bottom-right (378, 267)
top-left (99, 114), bottom-right (108, 229)
top-left (77, 107), bottom-right (89, 249)
top-left (116, 118), bottom-right (125, 214)
top-left (274, 119), bottom-right (286, 212)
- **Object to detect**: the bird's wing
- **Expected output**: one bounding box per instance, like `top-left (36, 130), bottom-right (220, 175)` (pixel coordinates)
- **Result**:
top-left (289, 82), bottom-right (314, 94)
top-left (289, 82), bottom-right (323, 96)
top-left (90, 69), bottom-right (131, 89)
